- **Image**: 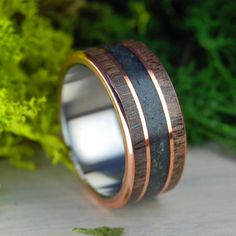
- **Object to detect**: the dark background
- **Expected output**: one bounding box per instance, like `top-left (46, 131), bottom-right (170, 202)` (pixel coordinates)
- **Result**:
top-left (40, 0), bottom-right (236, 149)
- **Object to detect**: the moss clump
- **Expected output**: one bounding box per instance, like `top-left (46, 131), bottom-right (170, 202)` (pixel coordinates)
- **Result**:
top-left (73, 226), bottom-right (124, 236)
top-left (0, 0), bottom-right (72, 170)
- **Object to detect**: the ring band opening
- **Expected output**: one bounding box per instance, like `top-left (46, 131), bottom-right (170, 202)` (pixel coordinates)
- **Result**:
top-left (61, 65), bottom-right (125, 197)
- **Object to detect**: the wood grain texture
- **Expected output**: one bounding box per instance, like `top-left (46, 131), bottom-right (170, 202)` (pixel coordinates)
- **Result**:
top-left (85, 47), bottom-right (149, 202)
top-left (123, 40), bottom-right (186, 192)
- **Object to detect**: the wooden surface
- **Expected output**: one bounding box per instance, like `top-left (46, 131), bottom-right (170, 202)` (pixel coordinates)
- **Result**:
top-left (0, 146), bottom-right (236, 236)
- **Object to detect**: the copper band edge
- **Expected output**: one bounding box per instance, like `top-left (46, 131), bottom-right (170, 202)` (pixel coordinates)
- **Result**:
top-left (60, 51), bottom-right (135, 208)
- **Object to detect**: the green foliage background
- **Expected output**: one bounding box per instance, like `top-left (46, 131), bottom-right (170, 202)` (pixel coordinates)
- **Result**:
top-left (0, 0), bottom-right (235, 169)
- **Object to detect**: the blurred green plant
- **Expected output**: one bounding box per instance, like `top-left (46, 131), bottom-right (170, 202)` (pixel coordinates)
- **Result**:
top-left (73, 226), bottom-right (124, 236)
top-left (0, 0), bottom-right (72, 169)
top-left (178, 0), bottom-right (236, 148)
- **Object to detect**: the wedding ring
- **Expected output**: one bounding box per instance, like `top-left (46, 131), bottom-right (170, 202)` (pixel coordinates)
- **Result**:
top-left (59, 40), bottom-right (187, 208)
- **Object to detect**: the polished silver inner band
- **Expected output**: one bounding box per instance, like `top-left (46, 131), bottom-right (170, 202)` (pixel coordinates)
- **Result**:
top-left (61, 65), bottom-right (125, 197)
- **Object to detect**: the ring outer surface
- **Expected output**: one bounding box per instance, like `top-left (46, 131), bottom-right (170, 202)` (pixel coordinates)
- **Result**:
top-left (59, 40), bottom-right (187, 208)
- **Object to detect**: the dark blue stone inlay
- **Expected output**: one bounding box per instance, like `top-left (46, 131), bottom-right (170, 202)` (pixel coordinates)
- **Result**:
top-left (104, 44), bottom-right (170, 198)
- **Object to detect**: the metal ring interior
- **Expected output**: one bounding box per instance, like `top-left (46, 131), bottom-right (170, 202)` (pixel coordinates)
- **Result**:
top-left (61, 64), bottom-right (125, 198)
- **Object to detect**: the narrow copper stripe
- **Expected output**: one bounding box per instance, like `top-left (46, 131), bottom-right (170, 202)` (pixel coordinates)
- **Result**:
top-left (123, 40), bottom-right (186, 192)
top-left (122, 75), bottom-right (151, 202)
top-left (85, 47), bottom-right (151, 202)
top-left (143, 68), bottom-right (174, 193)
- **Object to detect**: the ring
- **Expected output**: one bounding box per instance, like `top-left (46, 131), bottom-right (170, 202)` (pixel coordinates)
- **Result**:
top-left (60, 40), bottom-right (187, 208)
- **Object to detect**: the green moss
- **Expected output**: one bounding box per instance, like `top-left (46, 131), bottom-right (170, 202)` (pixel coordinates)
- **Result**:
top-left (73, 226), bottom-right (124, 236)
top-left (0, 0), bottom-right (72, 169)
